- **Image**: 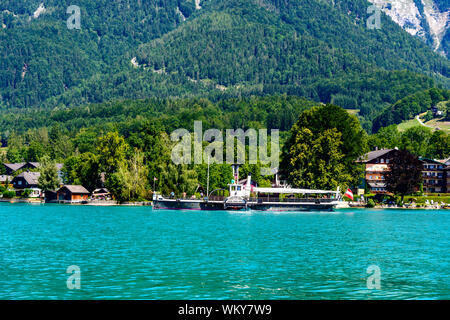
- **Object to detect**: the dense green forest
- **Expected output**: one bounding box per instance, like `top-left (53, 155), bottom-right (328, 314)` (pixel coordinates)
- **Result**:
top-left (0, 95), bottom-right (318, 139)
top-left (1, 0), bottom-right (449, 132)
top-left (1, 97), bottom-right (448, 202)
top-left (1, 95), bottom-right (321, 200)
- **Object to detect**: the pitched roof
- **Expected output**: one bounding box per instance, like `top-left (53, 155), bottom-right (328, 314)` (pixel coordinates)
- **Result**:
top-left (14, 171), bottom-right (40, 186)
top-left (26, 162), bottom-right (63, 170)
top-left (3, 162), bottom-right (63, 173)
top-left (358, 149), bottom-right (393, 163)
top-left (60, 185), bottom-right (90, 194)
top-left (419, 157), bottom-right (446, 165)
top-left (3, 162), bottom-right (26, 171)
top-left (27, 162), bottom-right (40, 168)
top-left (93, 188), bottom-right (110, 194)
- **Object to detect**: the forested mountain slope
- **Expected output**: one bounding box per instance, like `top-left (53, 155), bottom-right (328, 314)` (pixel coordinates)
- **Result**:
top-left (0, 0), bottom-right (196, 108)
top-left (0, 0), bottom-right (449, 132)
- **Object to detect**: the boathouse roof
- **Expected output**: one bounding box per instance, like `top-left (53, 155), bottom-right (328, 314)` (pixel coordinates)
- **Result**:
top-left (59, 185), bottom-right (90, 194)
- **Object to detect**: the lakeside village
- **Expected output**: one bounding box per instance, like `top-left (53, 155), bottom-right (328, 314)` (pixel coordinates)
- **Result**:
top-left (0, 148), bottom-right (449, 209)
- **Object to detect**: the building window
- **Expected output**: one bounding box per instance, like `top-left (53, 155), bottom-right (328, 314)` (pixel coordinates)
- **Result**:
top-left (380, 159), bottom-right (384, 163)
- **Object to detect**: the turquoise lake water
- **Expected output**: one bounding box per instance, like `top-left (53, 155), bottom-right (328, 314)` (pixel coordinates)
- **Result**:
top-left (0, 203), bottom-right (448, 300)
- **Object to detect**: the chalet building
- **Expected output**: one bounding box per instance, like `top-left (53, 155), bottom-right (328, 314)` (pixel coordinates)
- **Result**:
top-left (419, 158), bottom-right (446, 193)
top-left (12, 171), bottom-right (40, 189)
top-left (357, 148), bottom-right (401, 194)
top-left (92, 188), bottom-right (112, 200)
top-left (57, 185), bottom-right (90, 202)
top-left (11, 171), bottom-right (42, 198)
top-left (431, 106), bottom-right (443, 117)
top-left (441, 158), bottom-right (450, 194)
top-left (359, 149), bottom-right (449, 194)
top-left (447, 165), bottom-right (450, 194)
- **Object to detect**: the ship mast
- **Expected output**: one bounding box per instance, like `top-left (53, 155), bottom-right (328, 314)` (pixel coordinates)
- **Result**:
top-left (206, 155), bottom-right (210, 198)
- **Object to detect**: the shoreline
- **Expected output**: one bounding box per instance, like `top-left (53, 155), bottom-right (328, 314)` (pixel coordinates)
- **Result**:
top-left (0, 199), bottom-right (448, 210)
top-left (0, 199), bottom-right (152, 206)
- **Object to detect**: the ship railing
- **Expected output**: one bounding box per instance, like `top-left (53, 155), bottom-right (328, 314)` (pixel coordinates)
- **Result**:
top-left (159, 195), bottom-right (226, 201)
top-left (247, 197), bottom-right (336, 203)
top-left (208, 196), bottom-right (226, 202)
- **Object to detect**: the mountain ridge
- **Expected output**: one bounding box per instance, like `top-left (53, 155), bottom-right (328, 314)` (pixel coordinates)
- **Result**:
top-left (367, 0), bottom-right (449, 57)
top-left (0, 0), bottom-right (449, 132)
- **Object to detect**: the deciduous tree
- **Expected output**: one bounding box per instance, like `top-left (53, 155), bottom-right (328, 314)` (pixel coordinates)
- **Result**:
top-left (384, 150), bottom-right (423, 202)
top-left (38, 155), bottom-right (60, 192)
top-left (280, 104), bottom-right (367, 190)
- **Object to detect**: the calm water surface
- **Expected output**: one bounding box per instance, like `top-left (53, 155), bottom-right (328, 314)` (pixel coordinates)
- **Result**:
top-left (0, 203), bottom-right (448, 299)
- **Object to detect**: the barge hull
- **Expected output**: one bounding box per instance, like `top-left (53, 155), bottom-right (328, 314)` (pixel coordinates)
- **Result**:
top-left (154, 200), bottom-right (224, 210)
top-left (249, 203), bottom-right (334, 211)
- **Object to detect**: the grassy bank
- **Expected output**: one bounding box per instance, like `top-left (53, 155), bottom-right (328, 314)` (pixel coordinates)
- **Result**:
top-left (402, 195), bottom-right (450, 204)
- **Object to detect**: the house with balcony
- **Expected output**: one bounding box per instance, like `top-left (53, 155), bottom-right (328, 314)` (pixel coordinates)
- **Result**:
top-left (359, 148), bottom-right (449, 195)
top-left (447, 165), bottom-right (450, 194)
top-left (357, 148), bottom-right (402, 194)
top-left (419, 158), bottom-right (447, 193)
top-left (11, 171), bottom-right (42, 198)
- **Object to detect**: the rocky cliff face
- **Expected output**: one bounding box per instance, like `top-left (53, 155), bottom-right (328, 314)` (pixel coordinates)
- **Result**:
top-left (368, 0), bottom-right (449, 58)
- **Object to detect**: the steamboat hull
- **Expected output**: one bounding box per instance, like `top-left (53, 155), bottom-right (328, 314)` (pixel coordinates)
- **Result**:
top-left (154, 199), bottom-right (337, 211)
top-left (249, 202), bottom-right (335, 211)
top-left (153, 199), bottom-right (224, 210)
